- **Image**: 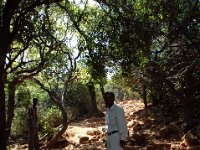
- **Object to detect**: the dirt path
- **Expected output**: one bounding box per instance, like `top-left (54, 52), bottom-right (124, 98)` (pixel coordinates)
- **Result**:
top-left (14, 99), bottom-right (193, 149)
top-left (63, 99), bottom-right (195, 150)
top-left (63, 99), bottom-right (144, 150)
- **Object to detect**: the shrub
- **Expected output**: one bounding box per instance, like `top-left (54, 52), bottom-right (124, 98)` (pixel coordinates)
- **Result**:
top-left (39, 106), bottom-right (62, 136)
top-left (11, 107), bottom-right (28, 137)
top-left (66, 82), bottom-right (91, 120)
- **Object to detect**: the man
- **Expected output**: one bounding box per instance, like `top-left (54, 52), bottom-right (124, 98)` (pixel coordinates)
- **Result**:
top-left (104, 92), bottom-right (128, 150)
top-left (28, 98), bottom-right (39, 150)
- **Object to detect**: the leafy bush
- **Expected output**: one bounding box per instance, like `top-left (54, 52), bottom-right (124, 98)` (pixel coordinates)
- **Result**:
top-left (39, 106), bottom-right (62, 136)
top-left (66, 82), bottom-right (91, 120)
top-left (11, 107), bottom-right (28, 137)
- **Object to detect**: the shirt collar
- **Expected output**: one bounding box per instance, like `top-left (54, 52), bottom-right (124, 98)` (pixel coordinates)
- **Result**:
top-left (109, 104), bottom-right (115, 111)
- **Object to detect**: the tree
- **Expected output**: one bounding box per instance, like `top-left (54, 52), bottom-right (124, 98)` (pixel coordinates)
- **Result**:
top-left (5, 5), bottom-right (62, 141)
top-left (0, 1), bottom-right (62, 149)
top-left (96, 0), bottom-right (200, 128)
top-left (34, 38), bottom-right (82, 148)
top-left (30, 2), bottom-right (86, 147)
top-left (94, 0), bottom-right (155, 107)
top-left (144, 0), bottom-right (200, 127)
top-left (58, 0), bottom-right (108, 111)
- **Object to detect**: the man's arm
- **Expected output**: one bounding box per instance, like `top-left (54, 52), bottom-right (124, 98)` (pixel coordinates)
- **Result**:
top-left (117, 107), bottom-right (128, 141)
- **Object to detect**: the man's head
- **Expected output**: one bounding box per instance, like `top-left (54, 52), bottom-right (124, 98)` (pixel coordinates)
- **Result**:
top-left (104, 92), bottom-right (115, 108)
top-left (33, 98), bottom-right (38, 107)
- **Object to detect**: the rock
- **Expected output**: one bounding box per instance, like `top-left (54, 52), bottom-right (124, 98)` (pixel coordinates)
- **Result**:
top-left (181, 126), bottom-right (200, 147)
top-left (129, 112), bottom-right (135, 116)
top-left (159, 123), bottom-right (182, 139)
top-left (126, 137), bottom-right (136, 146)
top-left (79, 136), bottom-right (90, 144)
top-left (54, 139), bottom-right (69, 148)
top-left (84, 145), bottom-right (101, 150)
top-left (190, 145), bottom-right (200, 150)
top-left (127, 120), bottom-right (137, 128)
top-left (93, 129), bottom-right (102, 135)
top-left (90, 137), bottom-right (99, 142)
top-left (183, 133), bottom-right (200, 146)
top-left (87, 130), bottom-right (94, 136)
top-left (144, 119), bottom-right (154, 128)
top-left (131, 133), bottom-right (147, 146)
top-left (124, 145), bottom-right (141, 150)
top-left (132, 122), bottom-right (143, 132)
top-left (147, 143), bottom-right (171, 150)
top-left (19, 144), bottom-right (28, 149)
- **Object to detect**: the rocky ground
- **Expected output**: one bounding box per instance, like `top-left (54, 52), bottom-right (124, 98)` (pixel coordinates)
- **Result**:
top-left (62, 99), bottom-right (144, 150)
top-left (12, 99), bottom-right (200, 150)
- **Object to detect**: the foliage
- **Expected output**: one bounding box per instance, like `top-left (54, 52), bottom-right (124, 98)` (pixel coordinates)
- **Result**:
top-left (0, 1), bottom-right (200, 147)
top-left (94, 0), bottom-right (200, 126)
top-left (15, 84), bottom-right (32, 108)
top-left (11, 107), bottom-right (28, 137)
top-left (66, 82), bottom-right (91, 120)
top-left (106, 72), bottom-right (134, 100)
top-left (39, 106), bottom-right (62, 136)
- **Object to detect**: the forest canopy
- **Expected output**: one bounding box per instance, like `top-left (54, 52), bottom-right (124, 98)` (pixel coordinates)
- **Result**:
top-left (0, 0), bottom-right (199, 149)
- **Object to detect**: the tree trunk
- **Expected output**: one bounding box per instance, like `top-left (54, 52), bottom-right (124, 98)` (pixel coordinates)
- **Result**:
top-left (46, 123), bottom-right (68, 149)
top-left (34, 79), bottom-right (70, 149)
top-left (0, 9), bottom-right (14, 150)
top-left (87, 81), bottom-right (98, 113)
top-left (0, 43), bottom-right (7, 150)
top-left (150, 90), bottom-right (159, 106)
top-left (182, 68), bottom-right (196, 129)
top-left (142, 84), bottom-right (147, 108)
top-left (0, 73), bottom-right (6, 150)
top-left (164, 70), bottom-right (195, 129)
top-left (5, 80), bottom-right (17, 140)
top-left (99, 82), bottom-right (105, 99)
top-left (46, 104), bottom-right (68, 149)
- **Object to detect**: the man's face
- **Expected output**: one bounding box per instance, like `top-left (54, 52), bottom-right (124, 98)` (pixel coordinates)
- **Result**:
top-left (104, 94), bottom-right (114, 108)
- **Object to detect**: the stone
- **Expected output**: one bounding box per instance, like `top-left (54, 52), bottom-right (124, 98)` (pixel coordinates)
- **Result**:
top-left (131, 133), bottom-right (147, 146)
top-left (147, 143), bottom-right (171, 150)
top-left (79, 136), bottom-right (89, 144)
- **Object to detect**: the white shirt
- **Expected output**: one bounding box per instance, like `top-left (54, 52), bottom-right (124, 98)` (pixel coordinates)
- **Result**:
top-left (105, 104), bottom-right (128, 140)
